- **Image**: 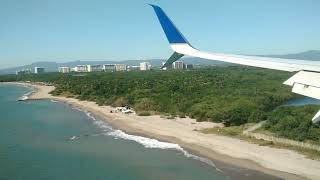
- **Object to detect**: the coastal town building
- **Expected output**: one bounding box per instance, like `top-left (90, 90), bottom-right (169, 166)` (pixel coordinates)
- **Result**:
top-left (115, 64), bottom-right (127, 71)
top-left (34, 67), bottom-right (45, 74)
top-left (140, 62), bottom-right (151, 71)
top-left (88, 65), bottom-right (103, 72)
top-left (103, 64), bottom-right (116, 72)
top-left (75, 65), bottom-right (89, 72)
top-left (73, 64), bottom-right (128, 72)
top-left (173, 61), bottom-right (184, 70)
top-left (70, 61), bottom-right (192, 73)
top-left (184, 64), bottom-right (193, 70)
top-left (16, 69), bottom-right (32, 75)
top-left (58, 67), bottom-right (71, 73)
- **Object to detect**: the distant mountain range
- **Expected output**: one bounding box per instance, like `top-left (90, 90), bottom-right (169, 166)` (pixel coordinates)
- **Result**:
top-left (0, 50), bottom-right (319, 75)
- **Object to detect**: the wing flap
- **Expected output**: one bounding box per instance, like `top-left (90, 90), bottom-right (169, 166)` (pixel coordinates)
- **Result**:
top-left (291, 83), bottom-right (320, 100)
top-left (284, 71), bottom-right (320, 88)
top-left (284, 71), bottom-right (320, 100)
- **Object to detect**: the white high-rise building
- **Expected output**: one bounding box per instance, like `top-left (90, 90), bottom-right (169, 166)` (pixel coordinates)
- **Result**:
top-left (103, 64), bottom-right (116, 72)
top-left (115, 64), bottom-right (127, 71)
top-left (34, 67), bottom-right (45, 74)
top-left (75, 65), bottom-right (88, 72)
top-left (184, 64), bottom-right (193, 70)
top-left (88, 65), bottom-right (103, 72)
top-left (140, 62), bottom-right (151, 71)
top-left (59, 67), bottom-right (71, 73)
top-left (173, 61), bottom-right (184, 70)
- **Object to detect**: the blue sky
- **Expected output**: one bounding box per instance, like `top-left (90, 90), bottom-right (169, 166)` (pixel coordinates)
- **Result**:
top-left (0, 0), bottom-right (319, 68)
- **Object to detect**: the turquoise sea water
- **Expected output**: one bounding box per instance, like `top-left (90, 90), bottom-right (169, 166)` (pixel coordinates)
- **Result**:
top-left (0, 84), bottom-right (281, 180)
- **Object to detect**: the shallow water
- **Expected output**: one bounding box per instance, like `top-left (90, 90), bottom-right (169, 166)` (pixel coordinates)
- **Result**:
top-left (0, 84), bottom-right (281, 180)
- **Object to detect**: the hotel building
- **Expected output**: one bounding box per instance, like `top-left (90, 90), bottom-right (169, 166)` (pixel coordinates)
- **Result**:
top-left (34, 67), bottom-right (45, 74)
top-left (115, 64), bottom-right (127, 71)
top-left (140, 62), bottom-right (151, 71)
top-left (58, 67), bottom-right (71, 73)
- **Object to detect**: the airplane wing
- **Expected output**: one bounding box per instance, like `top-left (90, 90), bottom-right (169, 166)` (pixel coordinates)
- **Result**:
top-left (149, 4), bottom-right (320, 123)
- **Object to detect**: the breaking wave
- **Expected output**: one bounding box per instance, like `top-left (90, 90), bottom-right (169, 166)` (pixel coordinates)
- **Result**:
top-left (73, 107), bottom-right (221, 171)
top-left (106, 129), bottom-right (219, 169)
top-left (19, 90), bottom-right (35, 101)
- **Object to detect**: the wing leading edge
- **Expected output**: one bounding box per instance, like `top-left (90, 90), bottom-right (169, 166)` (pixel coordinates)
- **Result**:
top-left (149, 4), bottom-right (320, 123)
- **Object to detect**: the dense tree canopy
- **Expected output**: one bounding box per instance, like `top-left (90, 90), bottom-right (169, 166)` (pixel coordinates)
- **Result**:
top-left (264, 105), bottom-right (320, 144)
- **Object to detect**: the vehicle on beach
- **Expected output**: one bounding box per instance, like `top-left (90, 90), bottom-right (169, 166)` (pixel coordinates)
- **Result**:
top-left (115, 106), bottom-right (135, 114)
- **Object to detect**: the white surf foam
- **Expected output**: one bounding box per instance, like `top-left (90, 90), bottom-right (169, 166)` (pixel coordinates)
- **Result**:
top-left (85, 112), bottom-right (96, 121)
top-left (18, 90), bottom-right (35, 101)
top-left (107, 129), bottom-right (183, 149)
top-left (72, 107), bottom-right (114, 132)
top-left (71, 107), bottom-right (93, 119)
top-left (74, 107), bottom-right (221, 171)
top-left (19, 95), bottom-right (29, 101)
top-left (106, 129), bottom-right (219, 169)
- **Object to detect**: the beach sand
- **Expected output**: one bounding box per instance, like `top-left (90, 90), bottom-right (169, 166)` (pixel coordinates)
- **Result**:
top-left (14, 82), bottom-right (320, 180)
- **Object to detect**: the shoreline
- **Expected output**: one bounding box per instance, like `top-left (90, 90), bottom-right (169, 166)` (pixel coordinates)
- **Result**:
top-left (7, 82), bottom-right (320, 180)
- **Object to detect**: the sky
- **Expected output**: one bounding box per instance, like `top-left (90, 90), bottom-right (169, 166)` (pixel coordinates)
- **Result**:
top-left (0, 0), bottom-right (319, 68)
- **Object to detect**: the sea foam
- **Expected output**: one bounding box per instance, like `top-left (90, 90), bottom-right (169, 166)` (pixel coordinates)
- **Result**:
top-left (19, 90), bottom-right (34, 101)
top-left (73, 106), bottom-right (221, 171)
top-left (106, 129), bottom-right (219, 169)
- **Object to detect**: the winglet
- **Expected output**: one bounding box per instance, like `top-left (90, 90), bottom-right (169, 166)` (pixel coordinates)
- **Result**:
top-left (161, 52), bottom-right (184, 69)
top-left (149, 4), bottom-right (188, 68)
top-left (149, 4), bottom-right (190, 45)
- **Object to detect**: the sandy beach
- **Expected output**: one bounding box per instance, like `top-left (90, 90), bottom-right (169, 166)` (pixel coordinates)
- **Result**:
top-left (12, 82), bottom-right (320, 180)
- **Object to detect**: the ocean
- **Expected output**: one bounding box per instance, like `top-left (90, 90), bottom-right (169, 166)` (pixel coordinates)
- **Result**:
top-left (0, 84), bottom-right (282, 180)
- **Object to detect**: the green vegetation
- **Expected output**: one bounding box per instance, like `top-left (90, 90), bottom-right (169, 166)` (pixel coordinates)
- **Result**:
top-left (201, 124), bottom-right (246, 136)
top-left (263, 105), bottom-right (320, 144)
